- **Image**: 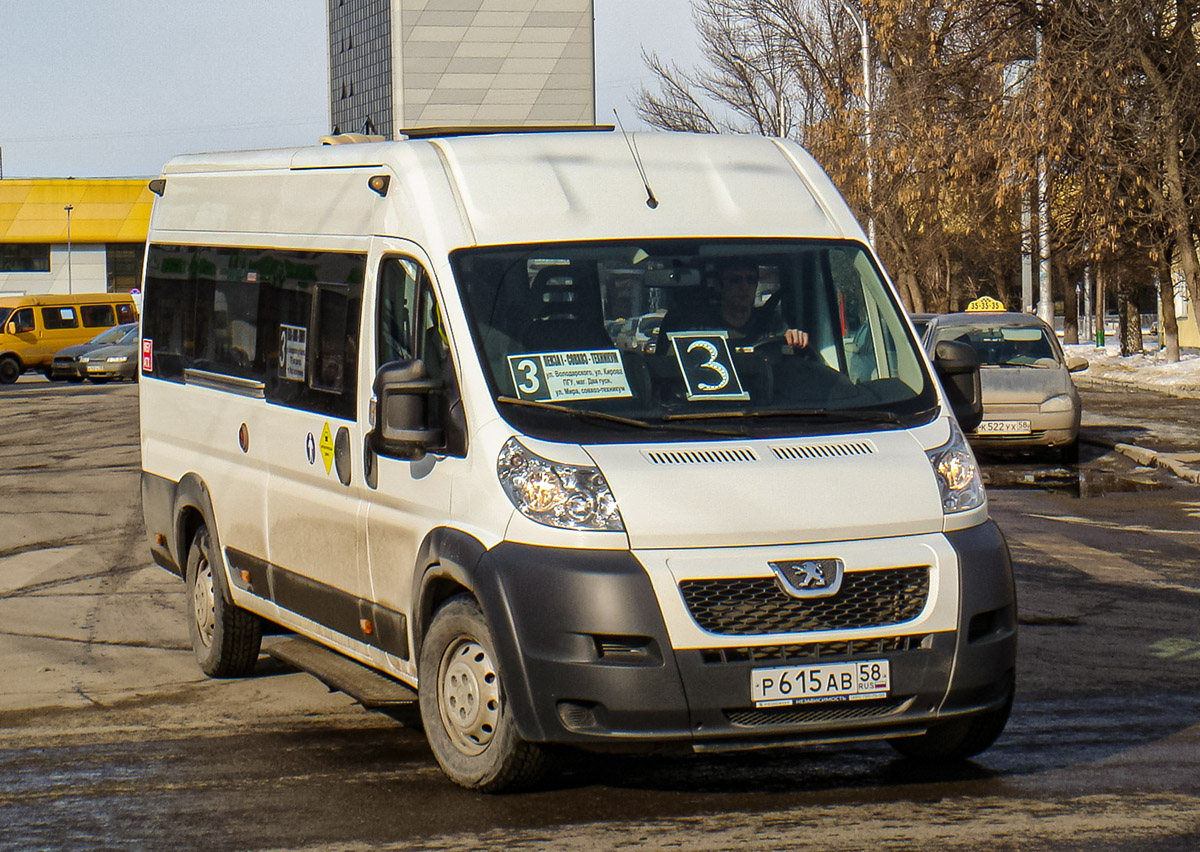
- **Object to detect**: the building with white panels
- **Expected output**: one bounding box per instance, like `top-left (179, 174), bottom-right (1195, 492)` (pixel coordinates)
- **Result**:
top-left (327, 0), bottom-right (594, 136)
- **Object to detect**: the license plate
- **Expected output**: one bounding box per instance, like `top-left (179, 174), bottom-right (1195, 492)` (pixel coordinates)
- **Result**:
top-left (975, 419), bottom-right (1031, 435)
top-left (750, 659), bottom-right (890, 706)
top-left (86, 363), bottom-right (106, 373)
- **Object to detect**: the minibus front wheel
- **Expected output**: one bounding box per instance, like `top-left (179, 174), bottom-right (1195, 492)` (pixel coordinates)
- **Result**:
top-left (888, 681), bottom-right (1013, 762)
top-left (418, 594), bottom-right (547, 792)
top-left (184, 524), bottom-right (262, 678)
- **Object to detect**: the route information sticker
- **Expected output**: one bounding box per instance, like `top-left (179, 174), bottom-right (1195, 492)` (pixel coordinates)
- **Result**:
top-left (279, 324), bottom-right (307, 381)
top-left (506, 350), bottom-right (633, 402)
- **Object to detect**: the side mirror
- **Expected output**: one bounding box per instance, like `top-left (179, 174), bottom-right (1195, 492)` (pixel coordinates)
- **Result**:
top-left (370, 359), bottom-right (444, 460)
top-left (1066, 355), bottom-right (1089, 373)
top-left (4, 322), bottom-right (15, 336)
top-left (933, 340), bottom-right (983, 432)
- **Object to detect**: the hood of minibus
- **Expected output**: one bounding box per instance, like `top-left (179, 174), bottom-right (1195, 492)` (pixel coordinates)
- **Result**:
top-left (585, 430), bottom-right (945, 549)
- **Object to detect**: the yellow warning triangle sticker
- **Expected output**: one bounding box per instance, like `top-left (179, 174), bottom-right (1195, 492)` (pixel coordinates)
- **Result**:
top-left (319, 422), bottom-right (335, 475)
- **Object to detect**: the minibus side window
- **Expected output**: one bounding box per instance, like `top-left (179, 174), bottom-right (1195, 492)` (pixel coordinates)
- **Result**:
top-left (81, 304), bottom-right (116, 328)
top-left (310, 284), bottom-right (359, 395)
top-left (143, 243), bottom-right (366, 419)
top-left (116, 304), bottom-right (136, 324)
top-left (141, 245), bottom-right (196, 382)
top-left (41, 307), bottom-right (78, 330)
top-left (377, 258), bottom-right (416, 365)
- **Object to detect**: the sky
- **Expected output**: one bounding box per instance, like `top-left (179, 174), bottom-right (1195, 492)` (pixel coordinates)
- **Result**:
top-left (0, 0), bottom-right (705, 179)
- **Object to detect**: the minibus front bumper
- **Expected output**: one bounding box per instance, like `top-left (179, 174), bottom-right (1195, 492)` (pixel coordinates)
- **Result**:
top-left (474, 521), bottom-right (1016, 751)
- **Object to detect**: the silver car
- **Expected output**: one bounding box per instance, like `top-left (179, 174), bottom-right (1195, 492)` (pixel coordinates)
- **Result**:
top-left (51, 322), bottom-right (139, 382)
top-left (76, 324), bottom-right (141, 383)
top-left (924, 312), bottom-right (1088, 461)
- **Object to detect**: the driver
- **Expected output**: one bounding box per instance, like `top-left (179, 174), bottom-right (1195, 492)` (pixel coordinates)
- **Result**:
top-left (713, 261), bottom-right (809, 348)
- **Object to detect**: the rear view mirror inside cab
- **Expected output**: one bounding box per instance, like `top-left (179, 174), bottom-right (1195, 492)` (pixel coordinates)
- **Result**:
top-left (642, 267), bottom-right (700, 288)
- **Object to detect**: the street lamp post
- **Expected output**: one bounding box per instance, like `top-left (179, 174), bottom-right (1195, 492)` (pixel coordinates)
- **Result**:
top-left (63, 205), bottom-right (74, 294)
top-left (840, 2), bottom-right (874, 246)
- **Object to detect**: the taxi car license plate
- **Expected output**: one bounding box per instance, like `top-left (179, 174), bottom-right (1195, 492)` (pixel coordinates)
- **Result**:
top-left (750, 659), bottom-right (890, 706)
top-left (975, 419), bottom-right (1031, 435)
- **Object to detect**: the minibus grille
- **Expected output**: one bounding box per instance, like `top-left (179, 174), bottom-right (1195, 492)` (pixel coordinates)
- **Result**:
top-left (680, 567), bottom-right (929, 636)
top-left (725, 697), bottom-right (910, 727)
top-left (698, 635), bottom-right (930, 665)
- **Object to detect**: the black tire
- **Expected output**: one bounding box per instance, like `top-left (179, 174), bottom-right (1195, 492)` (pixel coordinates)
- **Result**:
top-left (888, 686), bottom-right (1013, 762)
top-left (184, 524), bottom-right (262, 678)
top-left (66, 376), bottom-right (84, 384)
top-left (0, 356), bottom-right (20, 385)
top-left (418, 595), bottom-right (547, 792)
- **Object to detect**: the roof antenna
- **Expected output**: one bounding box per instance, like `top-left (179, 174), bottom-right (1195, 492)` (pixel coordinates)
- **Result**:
top-left (614, 109), bottom-right (658, 209)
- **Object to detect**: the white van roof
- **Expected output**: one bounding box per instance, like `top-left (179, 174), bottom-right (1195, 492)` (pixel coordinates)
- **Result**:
top-left (154, 130), bottom-right (865, 249)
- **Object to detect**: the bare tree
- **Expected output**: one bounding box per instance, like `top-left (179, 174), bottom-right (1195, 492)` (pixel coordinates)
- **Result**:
top-left (637, 0), bottom-right (1200, 342)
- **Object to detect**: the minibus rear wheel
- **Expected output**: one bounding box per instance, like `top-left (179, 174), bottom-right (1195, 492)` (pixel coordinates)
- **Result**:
top-left (418, 594), bottom-right (547, 792)
top-left (185, 524), bottom-right (263, 678)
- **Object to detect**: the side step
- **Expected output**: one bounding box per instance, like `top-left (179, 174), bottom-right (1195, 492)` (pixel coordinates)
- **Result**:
top-left (265, 635), bottom-right (418, 710)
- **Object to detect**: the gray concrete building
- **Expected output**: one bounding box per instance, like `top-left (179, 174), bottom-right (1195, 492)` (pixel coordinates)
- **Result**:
top-left (327, 0), bottom-right (594, 137)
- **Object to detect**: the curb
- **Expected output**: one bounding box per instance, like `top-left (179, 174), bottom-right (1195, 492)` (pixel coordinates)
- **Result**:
top-left (1113, 443), bottom-right (1200, 485)
top-left (1074, 372), bottom-right (1200, 401)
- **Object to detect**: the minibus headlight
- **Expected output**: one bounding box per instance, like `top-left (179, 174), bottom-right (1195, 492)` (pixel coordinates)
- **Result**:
top-left (497, 437), bottom-right (625, 532)
top-left (926, 418), bottom-right (986, 514)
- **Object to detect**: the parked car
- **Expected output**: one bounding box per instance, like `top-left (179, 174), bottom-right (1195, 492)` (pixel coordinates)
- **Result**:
top-left (923, 311), bottom-right (1088, 461)
top-left (910, 312), bottom-right (936, 340)
top-left (75, 324), bottom-right (140, 383)
top-left (50, 322), bottom-right (139, 382)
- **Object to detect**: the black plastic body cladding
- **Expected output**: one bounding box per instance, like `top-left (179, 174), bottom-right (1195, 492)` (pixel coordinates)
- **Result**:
top-left (474, 522), bottom-right (1016, 748)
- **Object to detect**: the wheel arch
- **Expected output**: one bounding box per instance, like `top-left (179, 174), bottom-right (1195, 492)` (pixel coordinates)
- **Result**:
top-left (411, 527), bottom-right (487, 663)
top-left (173, 473), bottom-right (234, 605)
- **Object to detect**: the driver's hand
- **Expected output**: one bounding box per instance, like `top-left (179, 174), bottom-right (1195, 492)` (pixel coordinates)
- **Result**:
top-left (784, 328), bottom-right (809, 348)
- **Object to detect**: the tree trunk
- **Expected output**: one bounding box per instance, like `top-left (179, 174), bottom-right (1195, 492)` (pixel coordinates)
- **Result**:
top-left (1138, 48), bottom-right (1200, 316)
top-left (1157, 251), bottom-right (1180, 362)
top-left (895, 268), bottom-right (924, 313)
top-left (1117, 267), bottom-right (1143, 356)
top-left (1057, 254), bottom-right (1078, 344)
top-left (1095, 262), bottom-right (1109, 347)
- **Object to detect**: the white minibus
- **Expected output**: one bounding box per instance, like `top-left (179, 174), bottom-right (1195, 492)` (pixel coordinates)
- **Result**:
top-left (139, 128), bottom-right (1013, 791)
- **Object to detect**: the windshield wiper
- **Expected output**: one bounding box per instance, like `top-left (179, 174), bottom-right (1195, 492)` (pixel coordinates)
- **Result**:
top-left (496, 396), bottom-right (748, 437)
top-left (663, 408), bottom-right (903, 425)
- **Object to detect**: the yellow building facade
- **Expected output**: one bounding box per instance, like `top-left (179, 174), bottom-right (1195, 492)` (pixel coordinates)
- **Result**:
top-left (0, 179), bottom-right (153, 296)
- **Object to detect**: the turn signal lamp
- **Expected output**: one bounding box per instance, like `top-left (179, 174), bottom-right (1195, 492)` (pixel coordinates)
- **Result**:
top-left (926, 418), bottom-right (986, 513)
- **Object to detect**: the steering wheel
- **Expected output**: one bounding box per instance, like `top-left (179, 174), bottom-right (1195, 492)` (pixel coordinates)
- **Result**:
top-left (742, 334), bottom-right (822, 361)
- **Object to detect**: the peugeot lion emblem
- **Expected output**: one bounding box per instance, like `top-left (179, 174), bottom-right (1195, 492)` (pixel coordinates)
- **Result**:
top-left (769, 558), bottom-right (845, 599)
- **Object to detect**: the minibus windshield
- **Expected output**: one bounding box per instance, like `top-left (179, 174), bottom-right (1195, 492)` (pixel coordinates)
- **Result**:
top-left (453, 239), bottom-right (937, 440)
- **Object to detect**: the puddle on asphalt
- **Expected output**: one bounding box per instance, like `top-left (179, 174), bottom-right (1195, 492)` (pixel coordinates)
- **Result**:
top-left (982, 464), bottom-right (1170, 498)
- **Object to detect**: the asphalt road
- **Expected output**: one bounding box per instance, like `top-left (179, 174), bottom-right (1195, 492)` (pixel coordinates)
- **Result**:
top-left (1, 379), bottom-right (1198, 851)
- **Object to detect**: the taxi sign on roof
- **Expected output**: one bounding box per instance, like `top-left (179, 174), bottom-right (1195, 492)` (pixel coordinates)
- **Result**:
top-left (966, 296), bottom-right (1005, 312)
